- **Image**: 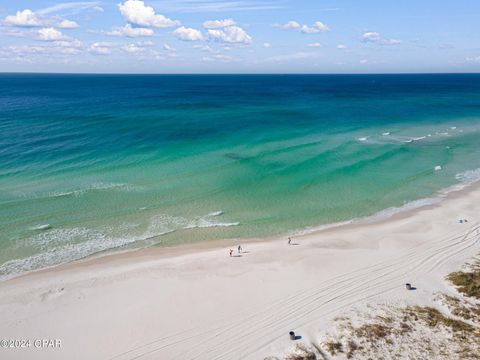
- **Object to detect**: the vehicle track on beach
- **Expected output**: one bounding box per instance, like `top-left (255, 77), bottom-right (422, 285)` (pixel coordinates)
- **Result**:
top-left (110, 223), bottom-right (480, 360)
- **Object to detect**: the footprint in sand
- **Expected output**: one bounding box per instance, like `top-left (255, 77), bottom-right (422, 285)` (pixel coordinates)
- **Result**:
top-left (40, 287), bottom-right (65, 301)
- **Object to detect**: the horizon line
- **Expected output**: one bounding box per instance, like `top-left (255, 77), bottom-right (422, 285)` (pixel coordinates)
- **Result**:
top-left (1, 71), bottom-right (480, 76)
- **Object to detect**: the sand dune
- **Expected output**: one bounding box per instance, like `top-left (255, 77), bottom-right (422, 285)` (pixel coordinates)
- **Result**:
top-left (1, 186), bottom-right (479, 360)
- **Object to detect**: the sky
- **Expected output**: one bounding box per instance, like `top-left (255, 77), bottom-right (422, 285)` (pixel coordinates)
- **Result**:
top-left (0, 0), bottom-right (479, 73)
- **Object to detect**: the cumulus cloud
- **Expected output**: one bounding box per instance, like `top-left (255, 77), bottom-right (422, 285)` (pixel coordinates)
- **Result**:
top-left (362, 32), bottom-right (401, 45)
top-left (58, 19), bottom-right (79, 29)
top-left (200, 18), bottom-right (252, 44)
top-left (107, 24), bottom-right (154, 37)
top-left (38, 27), bottom-right (64, 41)
top-left (3, 8), bottom-right (81, 30)
top-left (282, 20), bottom-right (329, 33)
top-left (362, 32), bottom-right (380, 41)
top-left (282, 21), bottom-right (301, 30)
top-left (118, 0), bottom-right (180, 28)
top-left (307, 42), bottom-right (322, 48)
top-left (263, 42), bottom-right (272, 48)
top-left (301, 22), bottom-right (329, 34)
top-left (203, 18), bottom-right (236, 29)
top-left (4, 9), bottom-right (42, 27)
top-left (173, 26), bottom-right (204, 41)
top-left (122, 43), bottom-right (146, 53)
top-left (337, 44), bottom-right (347, 49)
top-left (207, 26), bottom-right (252, 44)
top-left (89, 42), bottom-right (112, 55)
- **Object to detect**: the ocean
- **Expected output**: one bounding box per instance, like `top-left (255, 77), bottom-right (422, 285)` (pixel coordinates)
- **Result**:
top-left (1, 73), bottom-right (480, 280)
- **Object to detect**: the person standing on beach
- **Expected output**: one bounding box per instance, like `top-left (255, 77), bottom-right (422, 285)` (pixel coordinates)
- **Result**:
top-left (237, 245), bottom-right (242, 254)
top-left (288, 237), bottom-right (292, 245)
top-left (229, 249), bottom-right (233, 257)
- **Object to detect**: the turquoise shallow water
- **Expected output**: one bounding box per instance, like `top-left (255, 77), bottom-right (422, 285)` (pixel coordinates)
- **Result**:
top-left (1, 74), bottom-right (480, 280)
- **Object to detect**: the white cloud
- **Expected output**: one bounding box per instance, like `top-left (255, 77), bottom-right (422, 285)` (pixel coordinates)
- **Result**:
top-left (202, 54), bottom-right (234, 62)
top-left (282, 20), bottom-right (329, 34)
top-left (118, 0), bottom-right (180, 28)
top-left (0, 39), bottom-right (86, 61)
top-left (360, 59), bottom-right (368, 64)
top-left (4, 9), bottom-right (42, 27)
top-left (201, 18), bottom-right (251, 44)
top-left (138, 40), bottom-right (154, 46)
top-left (89, 42), bottom-right (111, 55)
top-left (38, 27), bottom-right (64, 41)
top-left (384, 39), bottom-right (401, 45)
top-left (122, 43), bottom-right (146, 53)
top-left (58, 19), bottom-right (79, 29)
top-left (263, 42), bottom-right (272, 48)
top-left (282, 21), bottom-right (301, 30)
top-left (107, 24), bottom-right (154, 37)
top-left (203, 19), bottom-right (236, 29)
top-left (362, 32), bottom-right (380, 42)
top-left (362, 32), bottom-right (401, 45)
top-left (54, 39), bottom-right (83, 48)
top-left (173, 26), bottom-right (204, 41)
top-left (301, 22), bottom-right (329, 34)
top-left (337, 44), bottom-right (347, 49)
top-left (313, 21), bottom-right (329, 31)
top-left (466, 56), bottom-right (480, 62)
top-left (193, 44), bottom-right (214, 52)
top-left (207, 26), bottom-right (252, 44)
top-left (58, 47), bottom-right (81, 55)
top-left (4, 9), bottom-right (81, 30)
top-left (38, 2), bottom-right (103, 16)
top-left (307, 43), bottom-right (322, 48)
top-left (3, 45), bottom-right (47, 55)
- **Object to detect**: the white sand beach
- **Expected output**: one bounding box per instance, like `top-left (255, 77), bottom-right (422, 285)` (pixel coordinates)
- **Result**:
top-left (1, 185), bottom-right (479, 360)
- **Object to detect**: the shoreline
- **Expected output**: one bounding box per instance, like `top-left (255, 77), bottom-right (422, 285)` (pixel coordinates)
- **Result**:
top-left (1, 180), bottom-right (479, 359)
top-left (3, 176), bottom-right (479, 285)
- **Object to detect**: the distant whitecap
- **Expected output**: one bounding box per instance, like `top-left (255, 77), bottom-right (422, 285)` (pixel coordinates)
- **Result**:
top-left (29, 224), bottom-right (51, 231)
top-left (207, 210), bottom-right (223, 217)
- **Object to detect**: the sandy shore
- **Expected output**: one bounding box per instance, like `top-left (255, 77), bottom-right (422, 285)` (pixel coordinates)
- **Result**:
top-left (1, 184), bottom-right (480, 360)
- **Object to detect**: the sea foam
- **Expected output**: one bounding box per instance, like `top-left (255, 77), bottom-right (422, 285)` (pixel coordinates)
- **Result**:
top-left (29, 224), bottom-right (51, 231)
top-left (456, 168), bottom-right (480, 185)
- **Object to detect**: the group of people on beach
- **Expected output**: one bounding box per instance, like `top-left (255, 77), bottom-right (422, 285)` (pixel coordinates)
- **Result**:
top-left (229, 245), bottom-right (243, 257)
top-left (229, 237), bottom-right (296, 257)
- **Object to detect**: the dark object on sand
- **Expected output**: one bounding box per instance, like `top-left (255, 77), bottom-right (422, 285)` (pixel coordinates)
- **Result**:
top-left (406, 283), bottom-right (412, 290)
top-left (289, 331), bottom-right (296, 340)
